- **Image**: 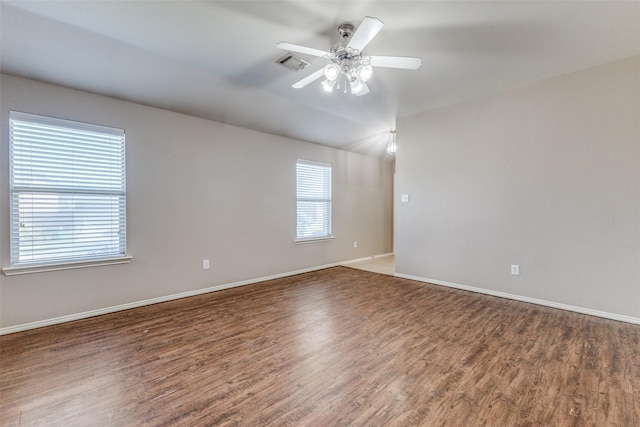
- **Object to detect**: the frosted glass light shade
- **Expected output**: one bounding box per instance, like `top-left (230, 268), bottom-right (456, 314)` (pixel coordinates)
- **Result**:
top-left (324, 64), bottom-right (340, 80)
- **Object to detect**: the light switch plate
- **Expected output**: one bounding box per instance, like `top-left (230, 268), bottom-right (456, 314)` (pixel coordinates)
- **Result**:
top-left (401, 194), bottom-right (410, 203)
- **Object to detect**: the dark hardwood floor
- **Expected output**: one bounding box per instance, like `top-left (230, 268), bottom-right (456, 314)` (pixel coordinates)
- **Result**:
top-left (1, 266), bottom-right (638, 426)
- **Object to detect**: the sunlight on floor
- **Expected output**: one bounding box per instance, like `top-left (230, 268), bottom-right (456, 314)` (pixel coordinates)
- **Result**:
top-left (342, 254), bottom-right (395, 276)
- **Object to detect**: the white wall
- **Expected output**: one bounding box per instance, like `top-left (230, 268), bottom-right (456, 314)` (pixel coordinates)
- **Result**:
top-left (0, 74), bottom-right (394, 330)
top-left (396, 56), bottom-right (640, 320)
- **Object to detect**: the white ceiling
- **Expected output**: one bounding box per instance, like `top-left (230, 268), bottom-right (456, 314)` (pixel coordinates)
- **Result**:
top-left (2, 1), bottom-right (639, 156)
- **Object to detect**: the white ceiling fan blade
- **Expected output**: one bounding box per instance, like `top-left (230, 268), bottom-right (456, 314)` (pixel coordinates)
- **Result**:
top-left (276, 42), bottom-right (330, 58)
top-left (346, 16), bottom-right (384, 52)
top-left (370, 56), bottom-right (422, 70)
top-left (292, 69), bottom-right (325, 89)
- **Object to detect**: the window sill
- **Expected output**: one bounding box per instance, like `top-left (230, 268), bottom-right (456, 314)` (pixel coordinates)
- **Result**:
top-left (295, 236), bottom-right (335, 244)
top-left (2, 256), bottom-right (133, 276)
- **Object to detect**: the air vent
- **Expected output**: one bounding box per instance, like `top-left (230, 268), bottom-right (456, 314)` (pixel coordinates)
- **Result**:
top-left (275, 53), bottom-right (310, 71)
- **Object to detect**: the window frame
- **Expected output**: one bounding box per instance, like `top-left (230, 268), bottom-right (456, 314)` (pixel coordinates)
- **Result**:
top-left (295, 159), bottom-right (333, 243)
top-left (3, 111), bottom-right (131, 276)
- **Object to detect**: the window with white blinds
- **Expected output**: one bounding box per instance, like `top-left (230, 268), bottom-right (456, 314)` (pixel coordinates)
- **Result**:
top-left (9, 111), bottom-right (126, 266)
top-left (296, 160), bottom-right (332, 241)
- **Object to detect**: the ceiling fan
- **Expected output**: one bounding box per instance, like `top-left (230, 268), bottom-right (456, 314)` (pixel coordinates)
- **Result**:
top-left (277, 16), bottom-right (422, 96)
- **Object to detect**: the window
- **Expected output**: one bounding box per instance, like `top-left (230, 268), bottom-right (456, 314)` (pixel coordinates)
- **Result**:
top-left (8, 111), bottom-right (126, 268)
top-left (296, 160), bottom-right (332, 241)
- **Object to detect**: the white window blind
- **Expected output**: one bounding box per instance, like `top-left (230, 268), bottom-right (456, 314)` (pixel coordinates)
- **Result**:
top-left (296, 160), bottom-right (331, 240)
top-left (9, 111), bottom-right (126, 266)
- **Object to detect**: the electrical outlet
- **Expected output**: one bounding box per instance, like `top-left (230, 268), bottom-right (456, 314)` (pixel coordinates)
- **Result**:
top-left (511, 264), bottom-right (520, 276)
top-left (353, 241), bottom-right (358, 248)
top-left (203, 259), bottom-right (210, 270)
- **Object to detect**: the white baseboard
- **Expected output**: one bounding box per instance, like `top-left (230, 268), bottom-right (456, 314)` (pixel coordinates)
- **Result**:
top-left (341, 252), bottom-right (394, 265)
top-left (0, 254), bottom-right (389, 335)
top-left (394, 273), bottom-right (640, 325)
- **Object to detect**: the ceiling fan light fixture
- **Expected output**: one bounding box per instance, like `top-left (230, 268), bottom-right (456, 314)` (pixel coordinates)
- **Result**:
top-left (357, 83), bottom-right (370, 96)
top-left (349, 78), bottom-right (368, 96)
top-left (357, 64), bottom-right (373, 82)
top-left (324, 63), bottom-right (340, 81)
top-left (349, 77), bottom-right (363, 93)
top-left (321, 78), bottom-right (336, 93)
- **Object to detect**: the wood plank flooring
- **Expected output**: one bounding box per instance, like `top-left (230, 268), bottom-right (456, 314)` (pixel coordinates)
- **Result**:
top-left (1, 266), bottom-right (639, 426)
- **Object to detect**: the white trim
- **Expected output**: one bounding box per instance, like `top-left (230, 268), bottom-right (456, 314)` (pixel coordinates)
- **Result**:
top-left (2, 256), bottom-right (133, 276)
top-left (10, 110), bottom-right (125, 137)
top-left (0, 254), bottom-right (386, 335)
top-left (394, 273), bottom-right (640, 325)
top-left (295, 236), bottom-right (335, 244)
top-left (296, 159), bottom-right (331, 169)
top-left (341, 252), bottom-right (394, 264)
